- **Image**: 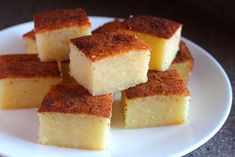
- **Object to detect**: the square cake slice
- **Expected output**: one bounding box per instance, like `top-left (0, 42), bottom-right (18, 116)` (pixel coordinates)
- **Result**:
top-left (57, 61), bottom-right (76, 83)
top-left (23, 30), bottom-right (38, 54)
top-left (92, 19), bottom-right (121, 34)
top-left (170, 41), bottom-right (194, 82)
top-left (122, 70), bottom-right (190, 128)
top-left (0, 54), bottom-right (62, 109)
top-left (34, 8), bottom-right (91, 61)
top-left (38, 84), bottom-right (113, 150)
top-left (120, 15), bottom-right (182, 71)
top-left (69, 32), bottom-right (150, 96)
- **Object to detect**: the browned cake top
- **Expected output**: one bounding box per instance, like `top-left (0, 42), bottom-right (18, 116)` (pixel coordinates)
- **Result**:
top-left (125, 70), bottom-right (190, 99)
top-left (173, 41), bottom-right (194, 63)
top-left (70, 31), bottom-right (150, 61)
top-left (23, 30), bottom-right (35, 40)
top-left (38, 84), bottom-right (113, 118)
top-left (120, 15), bottom-right (182, 39)
top-left (34, 8), bottom-right (91, 33)
top-left (92, 19), bottom-right (122, 33)
top-left (0, 54), bottom-right (61, 79)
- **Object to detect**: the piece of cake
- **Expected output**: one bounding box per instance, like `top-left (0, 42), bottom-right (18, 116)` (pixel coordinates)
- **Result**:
top-left (34, 8), bottom-right (91, 61)
top-left (92, 19), bottom-right (121, 33)
top-left (170, 41), bottom-right (194, 82)
top-left (38, 83), bottom-right (112, 150)
top-left (0, 54), bottom-right (62, 109)
top-left (23, 30), bottom-right (38, 54)
top-left (69, 32), bottom-right (150, 96)
top-left (119, 15), bottom-right (182, 71)
top-left (122, 70), bottom-right (190, 128)
top-left (58, 61), bottom-right (76, 83)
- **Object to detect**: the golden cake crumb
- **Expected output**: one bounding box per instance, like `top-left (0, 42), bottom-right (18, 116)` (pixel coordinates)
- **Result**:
top-left (125, 70), bottom-right (190, 99)
top-left (92, 19), bottom-right (121, 33)
top-left (120, 15), bottom-right (182, 39)
top-left (23, 30), bottom-right (35, 40)
top-left (70, 31), bottom-right (150, 61)
top-left (38, 84), bottom-right (113, 118)
top-left (173, 41), bottom-right (194, 64)
top-left (0, 54), bottom-right (60, 79)
top-left (34, 8), bottom-right (91, 33)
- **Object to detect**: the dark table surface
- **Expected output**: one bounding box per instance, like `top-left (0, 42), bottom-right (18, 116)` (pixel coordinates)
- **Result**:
top-left (0, 0), bottom-right (234, 156)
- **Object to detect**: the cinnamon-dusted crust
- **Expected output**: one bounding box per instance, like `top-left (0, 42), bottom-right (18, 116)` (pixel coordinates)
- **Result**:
top-left (92, 19), bottom-right (122, 33)
top-left (23, 30), bottom-right (35, 40)
top-left (38, 83), bottom-right (113, 118)
top-left (0, 54), bottom-right (61, 79)
top-left (34, 8), bottom-right (91, 33)
top-left (71, 31), bottom-right (150, 62)
top-left (173, 41), bottom-right (194, 64)
top-left (125, 70), bottom-right (190, 99)
top-left (120, 15), bottom-right (182, 39)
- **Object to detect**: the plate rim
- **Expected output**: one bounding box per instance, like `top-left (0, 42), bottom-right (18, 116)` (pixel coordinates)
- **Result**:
top-left (175, 37), bottom-right (233, 156)
top-left (0, 16), bottom-right (233, 157)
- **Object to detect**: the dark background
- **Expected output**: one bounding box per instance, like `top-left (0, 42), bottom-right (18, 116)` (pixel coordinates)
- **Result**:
top-left (0, 0), bottom-right (234, 156)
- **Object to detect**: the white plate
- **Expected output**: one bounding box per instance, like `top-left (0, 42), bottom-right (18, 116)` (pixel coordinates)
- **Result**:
top-left (0, 16), bottom-right (232, 157)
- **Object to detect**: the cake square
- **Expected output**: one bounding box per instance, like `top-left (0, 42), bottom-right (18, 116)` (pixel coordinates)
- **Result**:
top-left (23, 30), bottom-right (38, 54)
top-left (34, 8), bottom-right (91, 61)
top-left (69, 32), bottom-right (150, 96)
top-left (119, 15), bottom-right (182, 71)
top-left (170, 41), bottom-right (194, 82)
top-left (57, 61), bottom-right (76, 83)
top-left (38, 83), bottom-right (113, 150)
top-left (122, 70), bottom-right (190, 128)
top-left (92, 19), bottom-right (121, 34)
top-left (0, 54), bottom-right (62, 109)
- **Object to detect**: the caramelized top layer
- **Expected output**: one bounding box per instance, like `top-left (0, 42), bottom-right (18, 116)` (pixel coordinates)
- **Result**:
top-left (34, 8), bottom-right (91, 33)
top-left (38, 84), bottom-right (113, 118)
top-left (173, 41), bottom-right (194, 64)
top-left (0, 54), bottom-right (61, 79)
top-left (125, 70), bottom-right (190, 99)
top-left (23, 30), bottom-right (35, 40)
top-left (120, 15), bottom-right (182, 39)
top-left (92, 19), bottom-right (122, 33)
top-left (71, 31), bottom-right (150, 61)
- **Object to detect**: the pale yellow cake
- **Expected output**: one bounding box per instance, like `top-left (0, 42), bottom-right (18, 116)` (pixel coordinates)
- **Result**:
top-left (119, 15), bottom-right (182, 71)
top-left (92, 19), bottom-right (122, 33)
top-left (122, 70), bottom-right (190, 128)
top-left (22, 30), bottom-right (76, 83)
top-left (23, 30), bottom-right (38, 54)
top-left (92, 19), bottom-right (194, 82)
top-left (69, 32), bottom-right (150, 96)
top-left (0, 54), bottom-right (62, 109)
top-left (57, 61), bottom-right (76, 83)
top-left (170, 41), bottom-right (194, 82)
top-left (34, 8), bottom-right (91, 61)
top-left (38, 84), bottom-right (113, 150)
top-left (23, 19), bottom-right (122, 55)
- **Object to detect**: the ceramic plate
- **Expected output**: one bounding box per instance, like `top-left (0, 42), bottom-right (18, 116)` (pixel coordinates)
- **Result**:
top-left (0, 16), bottom-right (232, 157)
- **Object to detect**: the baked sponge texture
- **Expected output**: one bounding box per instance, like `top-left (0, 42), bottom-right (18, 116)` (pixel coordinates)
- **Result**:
top-left (0, 54), bottom-right (62, 109)
top-left (122, 70), bottom-right (190, 128)
top-left (69, 32), bottom-right (150, 96)
top-left (34, 8), bottom-right (91, 61)
top-left (38, 84), bottom-right (113, 150)
top-left (120, 15), bottom-right (182, 71)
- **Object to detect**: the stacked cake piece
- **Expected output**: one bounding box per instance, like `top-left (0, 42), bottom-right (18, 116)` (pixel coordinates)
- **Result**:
top-left (38, 84), bottom-right (112, 150)
top-left (93, 17), bottom-right (194, 128)
top-left (33, 8), bottom-right (91, 61)
top-left (69, 31), bottom-right (150, 96)
top-left (119, 16), bottom-right (193, 128)
top-left (1, 8), bottom-right (195, 150)
top-left (38, 29), bottom-right (151, 150)
top-left (0, 54), bottom-right (62, 109)
top-left (119, 16), bottom-right (182, 71)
